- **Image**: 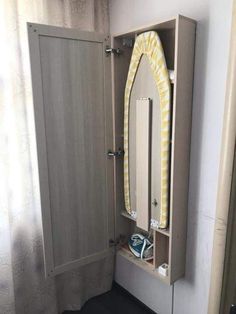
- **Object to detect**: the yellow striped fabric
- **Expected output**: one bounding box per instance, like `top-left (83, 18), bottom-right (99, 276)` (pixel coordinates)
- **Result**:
top-left (124, 31), bottom-right (171, 229)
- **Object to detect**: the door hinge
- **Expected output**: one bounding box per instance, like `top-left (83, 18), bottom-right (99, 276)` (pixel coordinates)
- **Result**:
top-left (109, 234), bottom-right (126, 247)
top-left (105, 46), bottom-right (122, 56)
top-left (107, 148), bottom-right (124, 158)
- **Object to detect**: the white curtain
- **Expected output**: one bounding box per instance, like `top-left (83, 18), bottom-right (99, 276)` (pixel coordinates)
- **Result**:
top-left (0, 1), bottom-right (113, 313)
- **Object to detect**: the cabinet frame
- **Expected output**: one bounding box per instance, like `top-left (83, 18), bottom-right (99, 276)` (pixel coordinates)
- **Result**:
top-left (112, 14), bottom-right (196, 285)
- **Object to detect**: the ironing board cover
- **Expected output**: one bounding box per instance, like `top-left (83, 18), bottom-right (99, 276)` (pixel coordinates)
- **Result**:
top-left (123, 31), bottom-right (171, 229)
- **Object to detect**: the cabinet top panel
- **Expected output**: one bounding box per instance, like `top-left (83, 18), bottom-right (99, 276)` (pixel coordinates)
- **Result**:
top-left (112, 14), bottom-right (196, 38)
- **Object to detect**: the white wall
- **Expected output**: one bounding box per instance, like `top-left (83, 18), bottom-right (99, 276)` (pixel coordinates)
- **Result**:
top-left (110, 0), bottom-right (233, 313)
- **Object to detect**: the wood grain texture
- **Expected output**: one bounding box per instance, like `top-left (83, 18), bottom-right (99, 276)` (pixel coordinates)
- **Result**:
top-left (158, 28), bottom-right (176, 70)
top-left (169, 15), bottom-right (196, 283)
top-left (28, 24), bottom-right (114, 277)
top-left (28, 24), bottom-right (55, 277)
top-left (117, 249), bottom-right (169, 285)
top-left (113, 18), bottom-right (176, 38)
top-left (154, 232), bottom-right (169, 269)
top-left (111, 36), bottom-right (133, 239)
top-left (136, 99), bottom-right (151, 232)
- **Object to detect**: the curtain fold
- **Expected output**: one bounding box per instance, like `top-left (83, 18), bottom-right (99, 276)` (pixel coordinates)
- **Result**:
top-left (0, 1), bottom-right (111, 313)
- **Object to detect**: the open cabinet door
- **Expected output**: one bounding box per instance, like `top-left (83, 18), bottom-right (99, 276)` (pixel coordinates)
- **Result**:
top-left (28, 23), bottom-right (114, 278)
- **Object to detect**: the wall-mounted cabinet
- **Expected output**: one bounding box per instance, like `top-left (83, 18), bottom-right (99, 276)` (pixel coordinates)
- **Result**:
top-left (28, 14), bottom-right (196, 286)
top-left (112, 15), bottom-right (196, 284)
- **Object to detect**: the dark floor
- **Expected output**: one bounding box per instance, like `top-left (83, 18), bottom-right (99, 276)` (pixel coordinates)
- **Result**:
top-left (63, 283), bottom-right (156, 314)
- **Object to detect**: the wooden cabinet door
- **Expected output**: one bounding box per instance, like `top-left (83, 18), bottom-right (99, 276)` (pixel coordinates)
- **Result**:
top-left (28, 23), bottom-right (114, 277)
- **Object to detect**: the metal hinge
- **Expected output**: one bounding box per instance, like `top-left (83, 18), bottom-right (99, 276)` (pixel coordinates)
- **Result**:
top-left (109, 234), bottom-right (126, 247)
top-left (107, 148), bottom-right (124, 158)
top-left (105, 46), bottom-right (122, 56)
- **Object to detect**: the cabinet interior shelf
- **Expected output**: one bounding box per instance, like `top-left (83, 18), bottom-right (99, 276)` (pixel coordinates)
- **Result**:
top-left (121, 211), bottom-right (170, 237)
top-left (118, 245), bottom-right (170, 285)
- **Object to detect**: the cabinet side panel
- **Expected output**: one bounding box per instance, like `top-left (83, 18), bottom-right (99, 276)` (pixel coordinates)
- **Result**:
top-left (169, 17), bottom-right (196, 283)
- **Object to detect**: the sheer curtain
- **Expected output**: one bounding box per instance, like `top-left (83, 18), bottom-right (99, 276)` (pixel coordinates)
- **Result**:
top-left (0, 1), bottom-right (113, 313)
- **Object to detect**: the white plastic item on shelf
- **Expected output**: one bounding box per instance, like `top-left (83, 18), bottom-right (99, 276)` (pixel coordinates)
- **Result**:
top-left (158, 263), bottom-right (169, 277)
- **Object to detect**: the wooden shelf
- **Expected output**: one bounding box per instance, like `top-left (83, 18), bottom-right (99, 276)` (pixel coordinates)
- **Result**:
top-left (151, 226), bottom-right (170, 237)
top-left (121, 210), bottom-right (170, 237)
top-left (120, 244), bottom-right (154, 265)
top-left (118, 246), bottom-right (170, 285)
top-left (121, 210), bottom-right (136, 221)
